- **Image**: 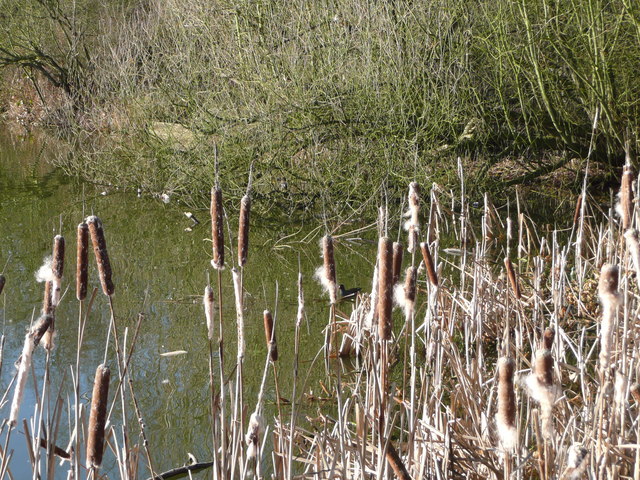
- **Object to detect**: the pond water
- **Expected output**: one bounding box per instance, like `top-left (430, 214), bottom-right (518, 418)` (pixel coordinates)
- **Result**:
top-left (0, 129), bottom-right (377, 479)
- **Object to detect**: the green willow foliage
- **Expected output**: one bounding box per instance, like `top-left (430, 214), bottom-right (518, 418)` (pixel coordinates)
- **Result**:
top-left (1, 0), bottom-right (640, 203)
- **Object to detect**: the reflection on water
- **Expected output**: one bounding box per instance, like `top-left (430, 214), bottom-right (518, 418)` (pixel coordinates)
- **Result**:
top-left (0, 130), bottom-right (375, 478)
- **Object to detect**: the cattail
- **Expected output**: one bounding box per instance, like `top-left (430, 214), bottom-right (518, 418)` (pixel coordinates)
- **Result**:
top-left (392, 242), bottom-right (403, 285)
top-left (245, 411), bottom-right (264, 460)
top-left (43, 280), bottom-right (54, 315)
top-left (504, 257), bottom-right (521, 299)
top-left (573, 193), bottom-right (583, 227)
top-left (483, 193), bottom-right (494, 242)
top-left (51, 235), bottom-right (64, 306)
top-left (394, 266), bottom-right (417, 318)
top-left (315, 235), bottom-right (337, 303)
top-left (237, 194), bottom-right (251, 267)
top-left (0, 274), bottom-right (4, 295)
top-left (617, 164), bottom-right (634, 230)
top-left (232, 269), bottom-right (245, 358)
top-left (263, 310), bottom-right (277, 362)
top-left (419, 241), bottom-right (438, 287)
top-left (562, 445), bottom-right (589, 479)
top-left (404, 183), bottom-right (420, 253)
top-left (624, 229), bottom-right (640, 289)
top-left (210, 187), bottom-right (224, 270)
top-left (203, 285), bottom-right (214, 341)
top-left (378, 237), bottom-right (393, 340)
top-left (31, 314), bottom-right (53, 347)
top-left (9, 332), bottom-right (36, 426)
top-left (526, 349), bottom-right (557, 438)
top-left (598, 264), bottom-right (619, 371)
top-left (86, 216), bottom-right (114, 296)
top-left (543, 327), bottom-right (555, 350)
top-left (86, 364), bottom-right (110, 469)
top-left (630, 383), bottom-right (640, 403)
top-left (76, 222), bottom-right (89, 301)
top-left (496, 357), bottom-right (517, 451)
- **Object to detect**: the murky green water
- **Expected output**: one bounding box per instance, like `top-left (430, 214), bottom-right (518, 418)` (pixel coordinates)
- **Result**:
top-left (0, 129), bottom-right (376, 478)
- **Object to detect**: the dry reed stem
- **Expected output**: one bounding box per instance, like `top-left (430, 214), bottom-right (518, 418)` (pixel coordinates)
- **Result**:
top-left (392, 242), bottom-right (403, 285)
top-left (76, 222), bottom-right (88, 301)
top-left (232, 268), bottom-right (245, 358)
top-left (496, 357), bottom-right (517, 451)
top-left (210, 187), bottom-right (225, 269)
top-left (87, 364), bottom-right (110, 468)
top-left (238, 194), bottom-right (250, 267)
top-left (618, 164), bottom-right (634, 230)
top-left (419, 241), bottom-right (438, 287)
top-left (87, 216), bottom-right (115, 296)
top-left (263, 310), bottom-right (278, 362)
top-left (377, 237), bottom-right (393, 340)
top-left (504, 257), bottom-right (521, 299)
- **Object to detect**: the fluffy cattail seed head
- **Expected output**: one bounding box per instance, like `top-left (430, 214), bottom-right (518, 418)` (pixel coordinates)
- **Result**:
top-left (87, 216), bottom-right (115, 296)
top-left (563, 445), bottom-right (589, 479)
top-left (76, 222), bottom-right (89, 301)
top-left (263, 310), bottom-right (277, 362)
top-left (9, 333), bottom-right (36, 426)
top-left (598, 264), bottom-right (619, 300)
top-left (322, 235), bottom-right (337, 304)
top-left (204, 286), bottom-right (214, 341)
top-left (420, 242), bottom-right (438, 287)
top-left (496, 357), bottom-right (517, 450)
top-left (31, 314), bottom-right (53, 347)
top-left (618, 164), bottom-right (634, 230)
top-left (378, 237), bottom-right (393, 340)
top-left (504, 257), bottom-right (521, 299)
top-left (210, 187), bottom-right (225, 270)
top-left (237, 194), bottom-right (251, 267)
top-left (535, 349), bottom-right (554, 387)
top-left (392, 242), bottom-right (403, 285)
top-left (404, 266), bottom-right (417, 304)
top-left (87, 364), bottom-right (110, 469)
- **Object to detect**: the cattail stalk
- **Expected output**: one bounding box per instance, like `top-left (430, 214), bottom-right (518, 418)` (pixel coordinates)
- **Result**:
top-left (392, 242), bottom-right (403, 285)
top-left (76, 222), bottom-right (89, 301)
top-left (420, 242), bottom-right (438, 287)
top-left (598, 264), bottom-right (619, 372)
top-left (496, 357), bottom-right (517, 451)
top-left (238, 195), bottom-right (250, 267)
top-left (232, 269), bottom-right (245, 358)
top-left (504, 257), bottom-right (521, 299)
top-left (210, 187), bottom-right (224, 269)
top-left (87, 216), bottom-right (115, 296)
top-left (87, 364), bottom-right (110, 469)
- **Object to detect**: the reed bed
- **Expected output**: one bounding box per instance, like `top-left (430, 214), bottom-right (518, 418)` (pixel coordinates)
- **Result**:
top-left (3, 162), bottom-right (640, 480)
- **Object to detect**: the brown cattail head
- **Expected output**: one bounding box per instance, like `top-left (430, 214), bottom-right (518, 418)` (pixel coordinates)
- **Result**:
top-left (535, 349), bottom-right (554, 387)
top-left (0, 274), bottom-right (4, 296)
top-left (630, 383), bottom-right (640, 403)
top-left (598, 263), bottom-right (619, 300)
top-left (76, 222), bottom-right (89, 301)
top-left (392, 242), bottom-right (403, 285)
top-left (420, 242), bottom-right (438, 287)
top-left (52, 235), bottom-right (65, 280)
top-left (204, 285), bottom-right (215, 341)
top-left (43, 280), bottom-right (54, 315)
top-left (86, 216), bottom-right (115, 296)
top-left (87, 364), bottom-right (110, 469)
top-left (504, 257), bottom-right (521, 299)
top-left (573, 194), bottom-right (583, 227)
top-left (618, 164), bottom-right (634, 230)
top-left (210, 187), bottom-right (225, 270)
top-left (378, 237), bottom-right (393, 340)
top-left (404, 266), bottom-right (417, 304)
top-left (263, 310), bottom-right (278, 361)
top-left (543, 327), bottom-right (555, 350)
top-left (31, 314), bottom-right (53, 347)
top-left (496, 357), bottom-right (517, 450)
top-left (322, 235), bottom-right (337, 303)
top-left (237, 194), bottom-right (251, 267)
